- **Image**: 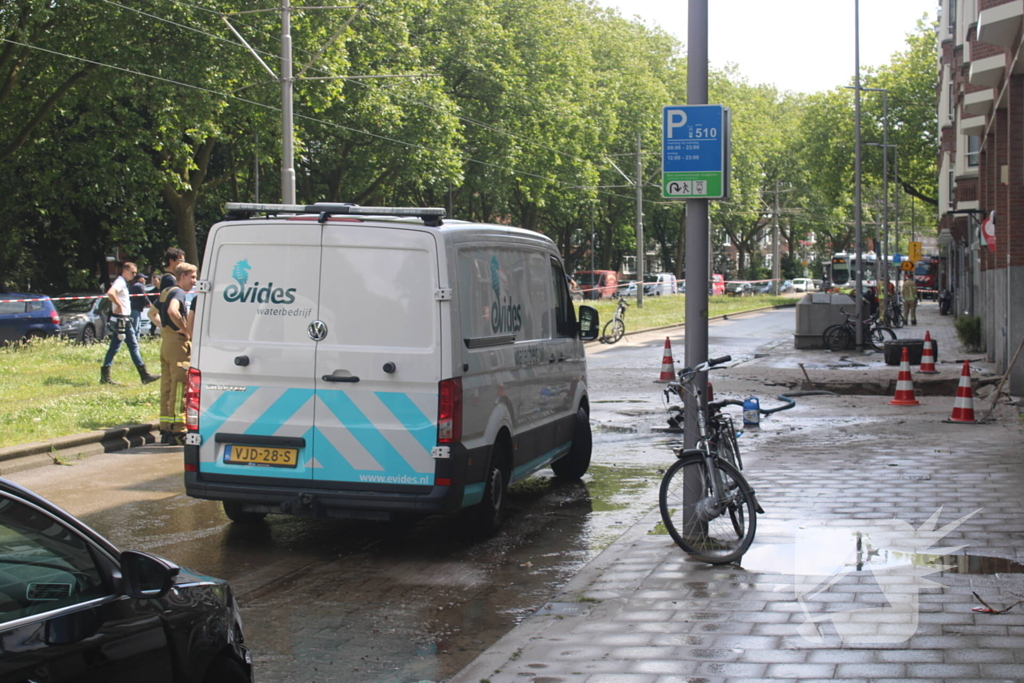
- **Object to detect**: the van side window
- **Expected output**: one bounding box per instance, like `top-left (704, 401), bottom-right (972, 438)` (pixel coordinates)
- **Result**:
top-left (550, 259), bottom-right (576, 338)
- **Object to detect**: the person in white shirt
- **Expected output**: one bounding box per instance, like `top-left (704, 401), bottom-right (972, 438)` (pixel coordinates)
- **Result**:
top-left (100, 262), bottom-right (160, 385)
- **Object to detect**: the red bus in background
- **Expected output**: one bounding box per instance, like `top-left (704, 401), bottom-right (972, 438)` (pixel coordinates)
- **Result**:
top-left (914, 255), bottom-right (943, 300)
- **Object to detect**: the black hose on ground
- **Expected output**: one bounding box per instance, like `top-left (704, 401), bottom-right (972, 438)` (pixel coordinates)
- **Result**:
top-left (759, 390), bottom-right (838, 415)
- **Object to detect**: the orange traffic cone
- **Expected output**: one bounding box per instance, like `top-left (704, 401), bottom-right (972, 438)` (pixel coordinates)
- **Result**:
top-left (655, 337), bottom-right (676, 383)
top-left (889, 346), bottom-right (920, 406)
top-left (919, 331), bottom-right (938, 374)
top-left (947, 359), bottom-right (976, 423)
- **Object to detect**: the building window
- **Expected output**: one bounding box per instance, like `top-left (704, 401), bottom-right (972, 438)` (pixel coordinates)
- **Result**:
top-left (949, 168), bottom-right (955, 207)
top-left (949, 0), bottom-right (956, 36)
top-left (966, 135), bottom-right (979, 168)
top-left (948, 80), bottom-right (954, 120)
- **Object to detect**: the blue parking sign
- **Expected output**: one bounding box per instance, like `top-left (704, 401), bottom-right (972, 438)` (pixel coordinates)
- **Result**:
top-left (662, 105), bottom-right (728, 199)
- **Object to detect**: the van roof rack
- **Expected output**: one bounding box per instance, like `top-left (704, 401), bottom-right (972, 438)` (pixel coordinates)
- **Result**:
top-left (224, 202), bottom-right (446, 227)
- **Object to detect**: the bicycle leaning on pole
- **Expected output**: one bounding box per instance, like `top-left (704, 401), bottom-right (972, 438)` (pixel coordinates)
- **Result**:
top-left (600, 293), bottom-right (629, 344)
top-left (658, 355), bottom-right (764, 564)
top-left (821, 307), bottom-right (896, 352)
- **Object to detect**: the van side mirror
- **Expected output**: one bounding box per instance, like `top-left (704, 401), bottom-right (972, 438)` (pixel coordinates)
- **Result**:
top-left (577, 305), bottom-right (600, 341)
top-left (121, 550), bottom-right (180, 599)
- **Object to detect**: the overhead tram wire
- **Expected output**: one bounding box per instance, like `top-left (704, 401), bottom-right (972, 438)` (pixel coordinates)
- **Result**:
top-left (147, 0), bottom-right (606, 172)
top-left (0, 37), bottom-right (636, 205)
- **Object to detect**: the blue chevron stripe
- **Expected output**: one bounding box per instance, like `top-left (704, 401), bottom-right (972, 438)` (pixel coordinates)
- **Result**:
top-left (245, 389), bottom-right (313, 436)
top-left (199, 388), bottom-right (257, 441)
top-left (317, 390), bottom-right (418, 476)
top-left (374, 391), bottom-right (435, 454)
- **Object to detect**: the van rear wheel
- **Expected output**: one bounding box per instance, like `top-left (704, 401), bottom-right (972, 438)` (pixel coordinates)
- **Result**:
top-left (223, 501), bottom-right (267, 524)
top-left (471, 439), bottom-right (510, 535)
top-left (552, 406), bottom-right (591, 480)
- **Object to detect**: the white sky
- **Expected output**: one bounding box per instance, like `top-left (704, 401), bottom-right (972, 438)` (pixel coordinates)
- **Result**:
top-left (598, 0), bottom-right (938, 94)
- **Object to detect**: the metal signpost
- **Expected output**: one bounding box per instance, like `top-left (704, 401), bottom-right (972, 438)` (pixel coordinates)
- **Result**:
top-left (662, 105), bottom-right (729, 200)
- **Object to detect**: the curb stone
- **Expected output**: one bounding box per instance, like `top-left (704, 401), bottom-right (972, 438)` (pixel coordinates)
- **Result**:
top-left (0, 421), bottom-right (160, 475)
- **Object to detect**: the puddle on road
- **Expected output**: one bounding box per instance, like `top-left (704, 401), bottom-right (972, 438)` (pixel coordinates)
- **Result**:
top-left (740, 522), bottom-right (1024, 576)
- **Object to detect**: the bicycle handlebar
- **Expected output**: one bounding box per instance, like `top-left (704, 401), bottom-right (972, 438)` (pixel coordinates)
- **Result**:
top-left (676, 354), bottom-right (732, 382)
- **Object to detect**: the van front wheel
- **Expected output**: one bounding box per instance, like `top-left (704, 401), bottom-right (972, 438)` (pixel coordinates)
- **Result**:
top-left (223, 501), bottom-right (267, 524)
top-left (552, 406), bottom-right (591, 480)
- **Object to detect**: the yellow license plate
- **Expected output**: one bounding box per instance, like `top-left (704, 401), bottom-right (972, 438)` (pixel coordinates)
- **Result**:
top-left (224, 445), bottom-right (299, 468)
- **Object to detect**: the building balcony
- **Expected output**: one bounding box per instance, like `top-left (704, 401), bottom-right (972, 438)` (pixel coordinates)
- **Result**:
top-left (978, 0), bottom-right (1023, 50)
top-left (963, 88), bottom-right (995, 116)
top-left (968, 54), bottom-right (1007, 88)
top-left (960, 115), bottom-right (987, 136)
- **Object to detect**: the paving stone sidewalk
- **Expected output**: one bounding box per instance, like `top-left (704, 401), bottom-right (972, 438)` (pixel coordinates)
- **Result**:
top-left (452, 303), bottom-right (1024, 683)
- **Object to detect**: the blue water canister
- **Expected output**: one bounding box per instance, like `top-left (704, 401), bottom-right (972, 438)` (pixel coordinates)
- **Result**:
top-left (743, 397), bottom-right (760, 426)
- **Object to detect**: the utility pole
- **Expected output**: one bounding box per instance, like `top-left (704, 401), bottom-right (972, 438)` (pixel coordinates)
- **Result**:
top-left (281, 0), bottom-right (295, 203)
top-left (636, 132), bottom-right (645, 308)
top-left (684, 0), bottom-right (709, 451)
top-left (772, 179), bottom-right (781, 295)
top-left (853, 0), bottom-right (865, 350)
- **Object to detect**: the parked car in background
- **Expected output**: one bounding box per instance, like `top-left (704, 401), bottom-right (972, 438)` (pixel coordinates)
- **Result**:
top-left (751, 281), bottom-right (773, 294)
top-left (780, 280), bottom-right (794, 293)
top-left (0, 478), bottom-right (252, 681)
top-left (0, 293), bottom-right (60, 344)
top-left (644, 272), bottom-right (678, 296)
top-left (55, 293), bottom-right (109, 343)
top-left (725, 281), bottom-right (752, 296)
top-left (710, 273), bottom-right (725, 295)
top-left (792, 277), bottom-right (815, 293)
top-left (677, 279), bottom-right (686, 293)
top-left (622, 280), bottom-right (638, 297)
top-left (573, 270), bottom-right (619, 299)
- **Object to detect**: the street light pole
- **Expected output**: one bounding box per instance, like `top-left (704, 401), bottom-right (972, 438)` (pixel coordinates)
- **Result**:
top-left (853, 0), bottom-right (865, 350)
top-left (281, 0), bottom-right (296, 204)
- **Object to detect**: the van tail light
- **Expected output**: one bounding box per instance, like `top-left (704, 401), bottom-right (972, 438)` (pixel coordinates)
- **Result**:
top-left (437, 378), bottom-right (462, 443)
top-left (185, 368), bottom-right (201, 431)
top-left (706, 382), bottom-right (714, 402)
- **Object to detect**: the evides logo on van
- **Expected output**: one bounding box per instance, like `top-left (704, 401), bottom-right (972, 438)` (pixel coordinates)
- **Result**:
top-left (222, 259), bottom-right (298, 305)
top-left (489, 255), bottom-right (521, 334)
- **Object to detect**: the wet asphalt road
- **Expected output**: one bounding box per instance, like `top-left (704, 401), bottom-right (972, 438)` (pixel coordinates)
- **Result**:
top-left (9, 308), bottom-right (793, 682)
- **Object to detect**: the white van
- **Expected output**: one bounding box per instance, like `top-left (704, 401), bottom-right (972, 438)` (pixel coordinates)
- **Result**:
top-left (644, 273), bottom-right (677, 296)
top-left (183, 203), bottom-right (600, 533)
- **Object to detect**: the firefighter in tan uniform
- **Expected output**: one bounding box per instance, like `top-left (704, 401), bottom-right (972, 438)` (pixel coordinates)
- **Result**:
top-left (159, 263), bottom-right (197, 445)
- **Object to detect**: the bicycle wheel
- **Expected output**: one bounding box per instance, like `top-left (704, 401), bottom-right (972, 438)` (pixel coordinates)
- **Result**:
top-left (825, 325), bottom-right (852, 352)
top-left (869, 325), bottom-right (896, 351)
top-left (820, 324), bottom-right (841, 348)
top-left (719, 418), bottom-right (742, 471)
top-left (888, 305), bottom-right (905, 328)
top-left (659, 451), bottom-right (757, 564)
top-left (602, 318), bottom-right (625, 344)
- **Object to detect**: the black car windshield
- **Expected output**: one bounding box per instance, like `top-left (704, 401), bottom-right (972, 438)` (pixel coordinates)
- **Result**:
top-left (54, 298), bottom-right (95, 314)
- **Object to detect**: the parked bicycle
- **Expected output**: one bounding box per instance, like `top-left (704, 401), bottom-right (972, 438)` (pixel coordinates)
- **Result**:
top-left (600, 293), bottom-right (629, 343)
top-left (658, 355), bottom-right (762, 564)
top-left (885, 294), bottom-right (905, 328)
top-left (821, 307), bottom-right (896, 352)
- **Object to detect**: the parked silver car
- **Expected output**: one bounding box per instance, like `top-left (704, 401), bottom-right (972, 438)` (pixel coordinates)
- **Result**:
top-left (55, 293), bottom-right (110, 344)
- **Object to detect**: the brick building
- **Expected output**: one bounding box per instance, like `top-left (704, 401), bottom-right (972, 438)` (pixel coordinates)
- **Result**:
top-left (939, 0), bottom-right (1024, 392)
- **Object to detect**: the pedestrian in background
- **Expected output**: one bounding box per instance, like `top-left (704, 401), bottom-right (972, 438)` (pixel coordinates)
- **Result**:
top-left (100, 262), bottom-right (160, 385)
top-left (160, 247), bottom-right (185, 293)
top-left (158, 262), bottom-right (196, 445)
top-left (901, 273), bottom-right (918, 326)
top-left (129, 273), bottom-right (149, 336)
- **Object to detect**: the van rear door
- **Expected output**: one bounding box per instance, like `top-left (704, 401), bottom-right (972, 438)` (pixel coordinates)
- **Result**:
top-left (312, 224), bottom-right (442, 489)
top-left (196, 222), bottom-right (321, 483)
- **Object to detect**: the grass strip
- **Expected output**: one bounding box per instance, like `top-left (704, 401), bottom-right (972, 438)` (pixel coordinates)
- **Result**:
top-left (1, 295), bottom-right (793, 447)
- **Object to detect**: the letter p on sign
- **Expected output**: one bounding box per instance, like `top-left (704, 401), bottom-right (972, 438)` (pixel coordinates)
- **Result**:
top-left (667, 110), bottom-right (687, 138)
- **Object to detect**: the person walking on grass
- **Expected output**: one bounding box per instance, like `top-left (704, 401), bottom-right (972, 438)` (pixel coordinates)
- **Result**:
top-left (100, 262), bottom-right (160, 385)
top-left (158, 262), bottom-right (196, 445)
top-left (901, 273), bottom-right (918, 326)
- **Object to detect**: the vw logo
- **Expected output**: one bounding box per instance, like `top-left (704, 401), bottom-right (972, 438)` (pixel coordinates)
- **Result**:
top-left (307, 320), bottom-right (328, 341)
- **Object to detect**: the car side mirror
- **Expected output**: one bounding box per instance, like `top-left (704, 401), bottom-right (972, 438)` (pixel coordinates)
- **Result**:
top-left (577, 305), bottom-right (600, 341)
top-left (121, 550), bottom-right (180, 599)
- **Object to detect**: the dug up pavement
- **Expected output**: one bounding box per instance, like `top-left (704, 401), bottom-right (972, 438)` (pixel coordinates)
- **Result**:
top-left (452, 301), bottom-right (1024, 683)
